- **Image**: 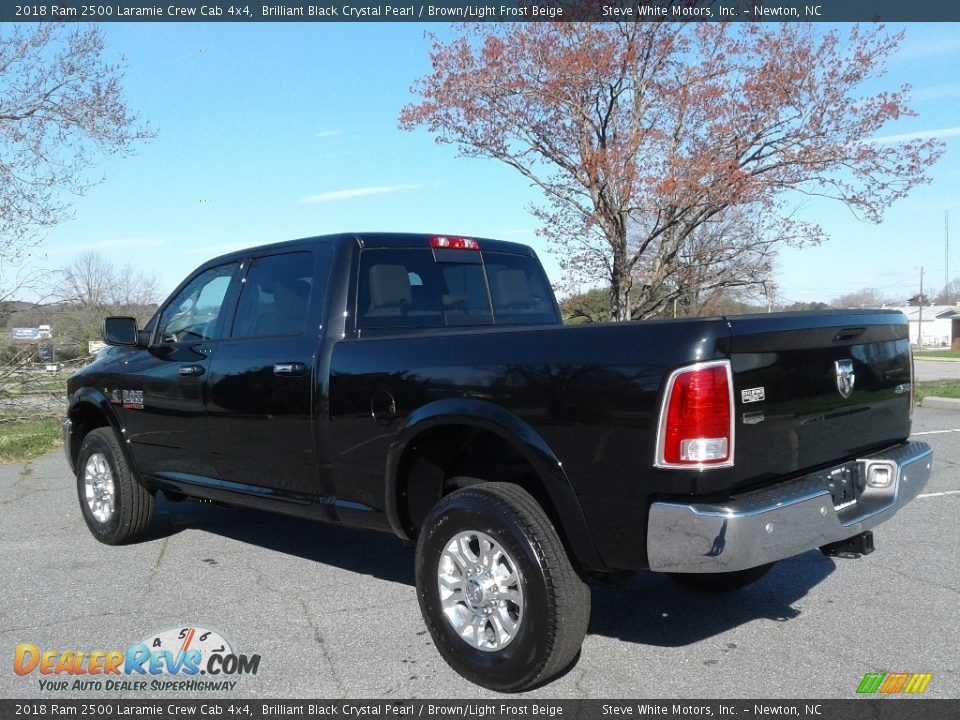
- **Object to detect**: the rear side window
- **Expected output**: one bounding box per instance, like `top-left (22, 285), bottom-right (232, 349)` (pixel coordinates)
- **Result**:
top-left (231, 252), bottom-right (314, 338)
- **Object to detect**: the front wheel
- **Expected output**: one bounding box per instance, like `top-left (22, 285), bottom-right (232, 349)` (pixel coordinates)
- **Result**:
top-left (76, 428), bottom-right (154, 545)
top-left (668, 562), bottom-right (774, 592)
top-left (415, 483), bottom-right (590, 693)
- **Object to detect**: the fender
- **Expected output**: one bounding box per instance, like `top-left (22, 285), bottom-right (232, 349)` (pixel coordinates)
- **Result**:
top-left (65, 387), bottom-right (143, 480)
top-left (384, 397), bottom-right (604, 570)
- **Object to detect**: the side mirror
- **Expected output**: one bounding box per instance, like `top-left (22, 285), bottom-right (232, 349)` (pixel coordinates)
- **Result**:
top-left (103, 317), bottom-right (141, 347)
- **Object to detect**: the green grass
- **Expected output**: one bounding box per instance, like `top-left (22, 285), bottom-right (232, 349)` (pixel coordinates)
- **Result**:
top-left (915, 350), bottom-right (960, 359)
top-left (0, 419), bottom-right (63, 464)
top-left (915, 380), bottom-right (960, 402)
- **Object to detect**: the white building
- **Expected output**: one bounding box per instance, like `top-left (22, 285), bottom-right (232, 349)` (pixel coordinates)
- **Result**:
top-left (886, 305), bottom-right (960, 349)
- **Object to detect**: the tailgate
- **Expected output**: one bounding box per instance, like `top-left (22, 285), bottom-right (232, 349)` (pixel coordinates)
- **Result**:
top-left (727, 310), bottom-right (912, 492)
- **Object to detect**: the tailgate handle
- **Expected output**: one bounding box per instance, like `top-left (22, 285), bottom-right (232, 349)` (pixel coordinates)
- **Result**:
top-left (274, 362), bottom-right (306, 376)
top-left (833, 327), bottom-right (865, 343)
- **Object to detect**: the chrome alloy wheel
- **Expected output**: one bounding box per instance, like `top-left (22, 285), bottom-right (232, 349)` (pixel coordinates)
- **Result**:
top-left (83, 452), bottom-right (116, 524)
top-left (437, 530), bottom-right (525, 652)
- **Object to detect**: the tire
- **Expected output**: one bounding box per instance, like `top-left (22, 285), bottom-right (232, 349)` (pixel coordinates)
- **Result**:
top-left (415, 482), bottom-right (590, 693)
top-left (668, 562), bottom-right (774, 592)
top-left (76, 428), bottom-right (154, 545)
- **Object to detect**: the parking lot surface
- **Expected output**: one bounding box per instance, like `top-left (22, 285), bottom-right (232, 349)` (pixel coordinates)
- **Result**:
top-left (915, 356), bottom-right (960, 382)
top-left (1, 408), bottom-right (957, 700)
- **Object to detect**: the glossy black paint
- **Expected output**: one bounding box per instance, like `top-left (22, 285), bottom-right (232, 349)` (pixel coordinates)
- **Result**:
top-left (727, 315), bottom-right (912, 494)
top-left (126, 341), bottom-right (219, 479)
top-left (66, 233), bottom-right (915, 572)
top-left (204, 246), bottom-right (333, 499)
top-left (328, 318), bottom-right (730, 569)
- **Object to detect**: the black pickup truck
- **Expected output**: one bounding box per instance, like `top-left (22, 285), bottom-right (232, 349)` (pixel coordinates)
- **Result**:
top-left (65, 232), bottom-right (932, 692)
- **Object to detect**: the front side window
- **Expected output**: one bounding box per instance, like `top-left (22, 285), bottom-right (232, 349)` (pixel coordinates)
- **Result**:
top-left (157, 263), bottom-right (237, 344)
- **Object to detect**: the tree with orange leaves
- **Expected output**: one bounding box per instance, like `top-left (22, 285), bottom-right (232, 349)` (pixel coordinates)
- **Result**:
top-left (401, 22), bottom-right (943, 320)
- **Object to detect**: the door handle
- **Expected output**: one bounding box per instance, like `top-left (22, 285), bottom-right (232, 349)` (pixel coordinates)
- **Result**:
top-left (179, 364), bottom-right (206, 377)
top-left (273, 362), bottom-right (306, 376)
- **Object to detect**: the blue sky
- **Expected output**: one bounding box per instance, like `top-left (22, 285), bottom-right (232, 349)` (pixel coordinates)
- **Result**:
top-left (29, 22), bottom-right (960, 306)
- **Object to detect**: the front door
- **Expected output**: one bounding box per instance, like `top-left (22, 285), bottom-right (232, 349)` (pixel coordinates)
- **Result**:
top-left (123, 262), bottom-right (239, 481)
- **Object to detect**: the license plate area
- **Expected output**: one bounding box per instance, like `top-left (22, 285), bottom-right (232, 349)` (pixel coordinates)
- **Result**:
top-left (826, 463), bottom-right (865, 520)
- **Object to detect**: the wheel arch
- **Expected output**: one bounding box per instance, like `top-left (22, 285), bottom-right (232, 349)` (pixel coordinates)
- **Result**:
top-left (66, 388), bottom-right (141, 479)
top-left (385, 398), bottom-right (603, 572)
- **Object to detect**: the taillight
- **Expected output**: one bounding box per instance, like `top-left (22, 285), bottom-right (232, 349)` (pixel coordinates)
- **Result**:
top-left (656, 361), bottom-right (734, 469)
top-left (430, 236), bottom-right (480, 250)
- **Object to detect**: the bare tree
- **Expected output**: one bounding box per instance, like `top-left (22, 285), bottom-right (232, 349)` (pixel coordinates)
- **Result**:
top-left (629, 204), bottom-right (789, 317)
top-left (934, 278), bottom-right (960, 305)
top-left (0, 24), bottom-right (152, 273)
top-left (111, 262), bottom-right (162, 308)
top-left (54, 252), bottom-right (161, 349)
top-left (831, 288), bottom-right (898, 309)
top-left (0, 266), bottom-right (59, 324)
top-left (59, 252), bottom-right (114, 310)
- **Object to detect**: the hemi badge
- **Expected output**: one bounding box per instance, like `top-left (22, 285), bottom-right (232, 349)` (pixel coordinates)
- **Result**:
top-left (741, 387), bottom-right (766, 404)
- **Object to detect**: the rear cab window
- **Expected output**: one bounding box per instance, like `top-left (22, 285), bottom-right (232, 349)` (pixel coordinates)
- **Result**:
top-left (356, 247), bottom-right (559, 332)
top-left (483, 252), bottom-right (558, 325)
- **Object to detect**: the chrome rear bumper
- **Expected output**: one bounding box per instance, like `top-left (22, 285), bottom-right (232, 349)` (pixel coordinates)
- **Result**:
top-left (647, 441), bottom-right (933, 573)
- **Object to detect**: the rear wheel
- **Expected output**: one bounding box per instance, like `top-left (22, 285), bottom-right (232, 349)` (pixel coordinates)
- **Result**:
top-left (76, 428), bottom-right (154, 545)
top-left (415, 482), bottom-right (590, 692)
top-left (668, 562), bottom-right (774, 592)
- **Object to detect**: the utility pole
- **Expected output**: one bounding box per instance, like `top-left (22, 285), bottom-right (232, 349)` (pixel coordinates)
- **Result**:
top-left (917, 266), bottom-right (924, 350)
top-left (947, 210), bottom-right (950, 293)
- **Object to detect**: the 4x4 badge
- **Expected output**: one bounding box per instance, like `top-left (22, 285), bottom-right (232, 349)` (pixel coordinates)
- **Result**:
top-left (835, 360), bottom-right (855, 399)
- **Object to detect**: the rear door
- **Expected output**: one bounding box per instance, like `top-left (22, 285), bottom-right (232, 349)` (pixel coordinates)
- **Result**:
top-left (205, 247), bottom-right (332, 501)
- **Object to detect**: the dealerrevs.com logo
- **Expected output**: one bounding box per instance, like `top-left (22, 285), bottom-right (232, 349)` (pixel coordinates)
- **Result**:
top-left (13, 627), bottom-right (261, 693)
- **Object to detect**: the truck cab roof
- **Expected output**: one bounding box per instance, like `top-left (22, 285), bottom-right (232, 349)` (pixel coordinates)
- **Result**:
top-left (203, 232), bottom-right (537, 269)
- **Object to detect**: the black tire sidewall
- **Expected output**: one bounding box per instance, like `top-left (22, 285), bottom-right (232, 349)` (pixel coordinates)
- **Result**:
top-left (416, 491), bottom-right (555, 692)
top-left (76, 430), bottom-right (129, 544)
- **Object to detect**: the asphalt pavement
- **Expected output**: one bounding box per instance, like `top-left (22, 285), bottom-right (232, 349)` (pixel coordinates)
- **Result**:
top-left (1, 410), bottom-right (957, 700)
top-left (915, 356), bottom-right (960, 382)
